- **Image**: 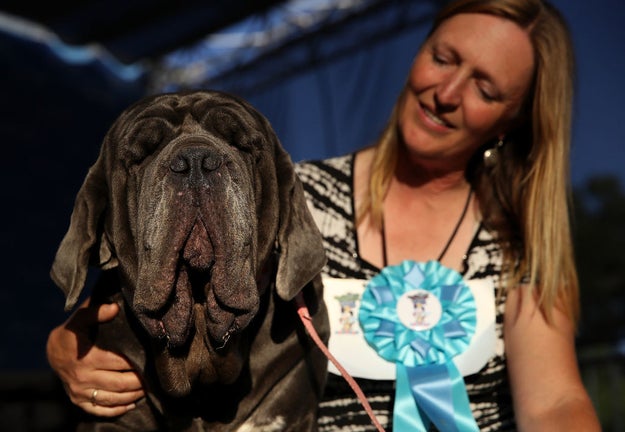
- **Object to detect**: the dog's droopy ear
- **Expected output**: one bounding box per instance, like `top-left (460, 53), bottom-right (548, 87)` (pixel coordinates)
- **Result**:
top-left (274, 144), bottom-right (326, 301)
top-left (50, 153), bottom-right (116, 311)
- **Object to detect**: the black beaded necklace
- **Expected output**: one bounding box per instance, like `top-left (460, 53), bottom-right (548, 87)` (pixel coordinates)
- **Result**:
top-left (381, 188), bottom-right (474, 267)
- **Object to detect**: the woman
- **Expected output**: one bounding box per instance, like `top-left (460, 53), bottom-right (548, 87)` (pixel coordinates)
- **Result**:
top-left (47, 0), bottom-right (600, 430)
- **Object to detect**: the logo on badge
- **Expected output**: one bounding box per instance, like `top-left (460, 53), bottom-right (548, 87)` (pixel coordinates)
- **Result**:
top-left (333, 293), bottom-right (361, 334)
top-left (397, 289), bottom-right (443, 331)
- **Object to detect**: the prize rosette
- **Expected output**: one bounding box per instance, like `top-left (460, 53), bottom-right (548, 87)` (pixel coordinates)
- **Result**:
top-left (359, 260), bottom-right (480, 431)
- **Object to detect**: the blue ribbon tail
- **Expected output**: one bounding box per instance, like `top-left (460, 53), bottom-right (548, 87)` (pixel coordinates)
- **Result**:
top-left (395, 364), bottom-right (429, 432)
top-left (396, 363), bottom-right (479, 432)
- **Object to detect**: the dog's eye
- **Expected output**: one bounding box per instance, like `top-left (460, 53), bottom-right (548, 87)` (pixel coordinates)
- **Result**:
top-left (121, 119), bottom-right (177, 166)
top-left (237, 133), bottom-right (265, 153)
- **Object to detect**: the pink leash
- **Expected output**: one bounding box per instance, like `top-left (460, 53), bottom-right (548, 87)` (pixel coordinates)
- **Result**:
top-left (294, 292), bottom-right (386, 432)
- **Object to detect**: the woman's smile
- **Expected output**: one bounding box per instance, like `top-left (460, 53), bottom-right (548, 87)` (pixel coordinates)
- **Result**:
top-left (418, 100), bottom-right (454, 131)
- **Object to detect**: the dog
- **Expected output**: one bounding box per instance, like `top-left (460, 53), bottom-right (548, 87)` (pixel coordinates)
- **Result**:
top-left (50, 90), bottom-right (329, 431)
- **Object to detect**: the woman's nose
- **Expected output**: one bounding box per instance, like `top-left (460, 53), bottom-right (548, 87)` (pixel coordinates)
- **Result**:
top-left (434, 71), bottom-right (465, 109)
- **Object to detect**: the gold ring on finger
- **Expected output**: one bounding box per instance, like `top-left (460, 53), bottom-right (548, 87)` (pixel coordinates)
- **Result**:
top-left (91, 388), bottom-right (99, 406)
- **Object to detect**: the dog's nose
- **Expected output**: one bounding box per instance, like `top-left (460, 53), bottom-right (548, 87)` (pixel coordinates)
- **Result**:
top-left (170, 147), bottom-right (223, 176)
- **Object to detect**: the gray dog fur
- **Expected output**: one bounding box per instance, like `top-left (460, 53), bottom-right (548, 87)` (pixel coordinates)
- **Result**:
top-left (51, 90), bottom-right (329, 431)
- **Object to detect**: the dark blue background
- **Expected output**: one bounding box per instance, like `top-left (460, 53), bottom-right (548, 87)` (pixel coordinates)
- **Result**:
top-left (0, 0), bottom-right (623, 372)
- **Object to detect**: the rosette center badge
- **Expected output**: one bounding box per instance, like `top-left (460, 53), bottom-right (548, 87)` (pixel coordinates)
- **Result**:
top-left (397, 289), bottom-right (442, 332)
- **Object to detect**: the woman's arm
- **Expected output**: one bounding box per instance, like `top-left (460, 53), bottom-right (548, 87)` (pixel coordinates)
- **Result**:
top-left (46, 300), bottom-right (145, 417)
top-left (504, 286), bottom-right (601, 432)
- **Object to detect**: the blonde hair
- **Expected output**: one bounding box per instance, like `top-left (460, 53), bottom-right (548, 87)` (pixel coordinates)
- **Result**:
top-left (359, 0), bottom-right (579, 322)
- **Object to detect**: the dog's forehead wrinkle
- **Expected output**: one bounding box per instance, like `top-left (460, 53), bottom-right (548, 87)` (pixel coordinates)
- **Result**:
top-left (198, 106), bottom-right (265, 147)
top-left (181, 114), bottom-right (208, 135)
top-left (140, 100), bottom-right (185, 123)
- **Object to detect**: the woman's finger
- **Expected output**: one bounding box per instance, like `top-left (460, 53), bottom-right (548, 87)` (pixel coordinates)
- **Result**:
top-left (88, 347), bottom-right (135, 373)
top-left (65, 375), bottom-right (144, 418)
top-left (86, 369), bottom-right (145, 394)
top-left (85, 387), bottom-right (144, 408)
top-left (75, 384), bottom-right (142, 418)
top-left (76, 395), bottom-right (137, 418)
top-left (95, 302), bottom-right (121, 323)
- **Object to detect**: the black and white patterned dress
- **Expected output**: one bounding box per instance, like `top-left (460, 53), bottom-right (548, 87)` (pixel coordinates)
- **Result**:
top-left (295, 154), bottom-right (516, 431)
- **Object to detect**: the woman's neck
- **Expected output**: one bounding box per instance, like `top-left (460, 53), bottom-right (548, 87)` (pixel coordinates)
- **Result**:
top-left (393, 145), bottom-right (471, 194)
top-left (354, 147), bottom-right (479, 271)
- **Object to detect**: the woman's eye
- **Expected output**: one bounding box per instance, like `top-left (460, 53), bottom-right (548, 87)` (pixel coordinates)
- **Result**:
top-left (432, 53), bottom-right (448, 65)
top-left (477, 84), bottom-right (498, 102)
top-left (480, 89), bottom-right (495, 102)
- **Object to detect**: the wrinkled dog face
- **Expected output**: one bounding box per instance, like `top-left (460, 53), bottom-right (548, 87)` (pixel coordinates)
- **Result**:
top-left (100, 92), bottom-right (279, 391)
top-left (122, 101), bottom-right (260, 350)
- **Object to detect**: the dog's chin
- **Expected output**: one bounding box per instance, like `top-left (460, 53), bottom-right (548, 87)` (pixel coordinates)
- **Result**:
top-left (153, 304), bottom-right (247, 398)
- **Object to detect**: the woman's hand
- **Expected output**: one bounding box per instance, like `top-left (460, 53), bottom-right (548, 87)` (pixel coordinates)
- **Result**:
top-left (46, 301), bottom-right (145, 417)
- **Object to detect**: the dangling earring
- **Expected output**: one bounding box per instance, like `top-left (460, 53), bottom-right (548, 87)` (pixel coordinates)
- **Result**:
top-left (483, 136), bottom-right (504, 168)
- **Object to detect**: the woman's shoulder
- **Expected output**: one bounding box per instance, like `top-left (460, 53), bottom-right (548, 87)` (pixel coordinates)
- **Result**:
top-left (294, 153), bottom-right (355, 190)
top-left (295, 153), bottom-right (354, 176)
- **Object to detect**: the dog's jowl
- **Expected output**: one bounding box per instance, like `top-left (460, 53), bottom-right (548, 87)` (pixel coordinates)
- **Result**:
top-left (51, 91), bottom-right (329, 431)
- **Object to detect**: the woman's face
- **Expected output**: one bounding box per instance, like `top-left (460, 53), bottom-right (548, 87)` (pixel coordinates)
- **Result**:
top-left (399, 13), bottom-right (535, 170)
